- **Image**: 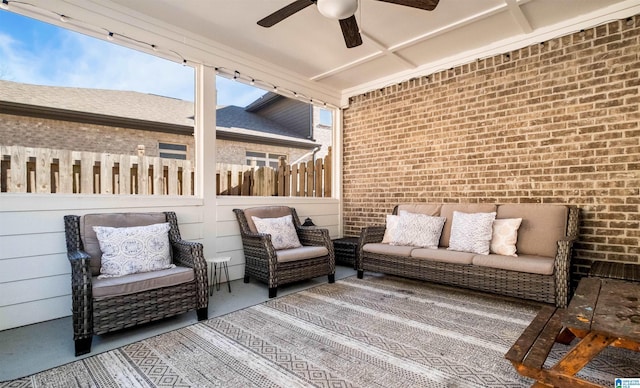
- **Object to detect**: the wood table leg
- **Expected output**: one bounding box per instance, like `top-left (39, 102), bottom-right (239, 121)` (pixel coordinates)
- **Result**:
top-left (550, 331), bottom-right (617, 375)
top-left (555, 327), bottom-right (576, 345)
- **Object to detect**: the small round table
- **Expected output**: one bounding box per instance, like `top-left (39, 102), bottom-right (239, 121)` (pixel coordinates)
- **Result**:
top-left (205, 256), bottom-right (231, 295)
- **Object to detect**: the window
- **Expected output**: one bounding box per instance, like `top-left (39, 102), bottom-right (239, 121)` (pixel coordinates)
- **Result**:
top-left (246, 151), bottom-right (286, 168)
top-left (319, 108), bottom-right (333, 127)
top-left (159, 143), bottom-right (187, 160)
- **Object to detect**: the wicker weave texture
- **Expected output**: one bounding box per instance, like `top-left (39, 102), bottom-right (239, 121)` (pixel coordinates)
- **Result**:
top-left (357, 204), bottom-right (579, 307)
top-left (234, 207), bottom-right (335, 295)
top-left (64, 212), bottom-right (208, 354)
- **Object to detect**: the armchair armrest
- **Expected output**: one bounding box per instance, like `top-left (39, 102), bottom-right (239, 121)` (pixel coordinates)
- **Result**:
top-left (67, 250), bottom-right (93, 340)
top-left (297, 226), bottom-right (331, 247)
top-left (172, 240), bottom-right (209, 309)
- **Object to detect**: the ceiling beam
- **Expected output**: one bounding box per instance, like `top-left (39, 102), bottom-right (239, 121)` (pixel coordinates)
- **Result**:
top-left (310, 3), bottom-right (508, 82)
top-left (505, 0), bottom-right (534, 34)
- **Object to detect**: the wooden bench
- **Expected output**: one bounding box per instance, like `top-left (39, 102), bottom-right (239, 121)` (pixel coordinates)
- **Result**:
top-left (505, 306), bottom-right (579, 387)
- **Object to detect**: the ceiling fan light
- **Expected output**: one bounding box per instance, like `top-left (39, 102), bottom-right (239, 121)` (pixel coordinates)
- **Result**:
top-left (317, 0), bottom-right (358, 20)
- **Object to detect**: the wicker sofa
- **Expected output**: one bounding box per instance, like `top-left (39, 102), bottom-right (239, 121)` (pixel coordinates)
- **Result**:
top-left (357, 203), bottom-right (579, 307)
top-left (64, 212), bottom-right (209, 356)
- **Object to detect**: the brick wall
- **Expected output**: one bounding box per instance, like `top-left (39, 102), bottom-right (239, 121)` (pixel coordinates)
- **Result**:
top-left (343, 15), bottom-right (640, 278)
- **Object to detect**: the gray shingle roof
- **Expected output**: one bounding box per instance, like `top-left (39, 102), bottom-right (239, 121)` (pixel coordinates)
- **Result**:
top-left (0, 79), bottom-right (194, 127)
top-left (216, 105), bottom-right (305, 138)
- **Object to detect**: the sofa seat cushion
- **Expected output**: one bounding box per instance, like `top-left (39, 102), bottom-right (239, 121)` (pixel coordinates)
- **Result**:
top-left (276, 246), bottom-right (329, 263)
top-left (472, 254), bottom-right (555, 275)
top-left (362, 243), bottom-right (414, 257)
top-left (92, 266), bottom-right (194, 298)
top-left (411, 248), bottom-right (475, 264)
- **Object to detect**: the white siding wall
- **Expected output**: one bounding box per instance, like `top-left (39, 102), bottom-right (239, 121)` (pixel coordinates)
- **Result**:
top-left (0, 194), bottom-right (340, 331)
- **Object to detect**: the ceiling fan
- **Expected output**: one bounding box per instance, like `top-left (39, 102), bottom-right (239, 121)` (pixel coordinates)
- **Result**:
top-left (257, 0), bottom-right (440, 48)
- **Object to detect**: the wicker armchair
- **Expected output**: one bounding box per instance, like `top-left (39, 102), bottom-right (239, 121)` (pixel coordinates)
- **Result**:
top-left (234, 206), bottom-right (335, 298)
top-left (64, 211), bottom-right (208, 356)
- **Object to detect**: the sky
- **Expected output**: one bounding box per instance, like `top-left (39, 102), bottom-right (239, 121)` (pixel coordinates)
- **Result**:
top-left (0, 9), bottom-right (266, 106)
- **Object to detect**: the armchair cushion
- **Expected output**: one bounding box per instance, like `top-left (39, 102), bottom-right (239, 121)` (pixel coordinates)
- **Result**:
top-left (251, 214), bottom-right (302, 250)
top-left (94, 223), bottom-right (175, 278)
top-left (276, 246), bottom-right (329, 263)
top-left (92, 266), bottom-right (194, 298)
top-left (80, 212), bottom-right (168, 276)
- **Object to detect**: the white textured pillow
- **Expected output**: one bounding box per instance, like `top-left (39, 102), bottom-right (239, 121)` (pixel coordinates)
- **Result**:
top-left (392, 213), bottom-right (446, 249)
top-left (448, 211), bottom-right (496, 255)
top-left (251, 214), bottom-right (302, 250)
top-left (94, 222), bottom-right (174, 278)
top-left (381, 215), bottom-right (401, 244)
top-left (490, 218), bottom-right (522, 256)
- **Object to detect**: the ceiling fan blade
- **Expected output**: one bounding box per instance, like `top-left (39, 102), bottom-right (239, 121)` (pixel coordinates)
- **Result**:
top-left (339, 16), bottom-right (363, 48)
top-left (375, 0), bottom-right (439, 11)
top-left (257, 0), bottom-right (315, 27)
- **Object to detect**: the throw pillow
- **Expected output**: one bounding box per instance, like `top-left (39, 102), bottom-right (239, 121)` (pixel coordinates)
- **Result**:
top-left (448, 211), bottom-right (496, 255)
top-left (392, 213), bottom-right (446, 249)
top-left (490, 218), bottom-right (523, 256)
top-left (94, 222), bottom-right (174, 278)
top-left (381, 215), bottom-right (401, 244)
top-left (251, 214), bottom-right (302, 250)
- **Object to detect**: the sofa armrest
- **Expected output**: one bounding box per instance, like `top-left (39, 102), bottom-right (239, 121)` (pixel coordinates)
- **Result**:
top-left (297, 227), bottom-right (336, 273)
top-left (172, 240), bottom-right (209, 309)
top-left (554, 236), bottom-right (576, 308)
top-left (356, 225), bottom-right (386, 270)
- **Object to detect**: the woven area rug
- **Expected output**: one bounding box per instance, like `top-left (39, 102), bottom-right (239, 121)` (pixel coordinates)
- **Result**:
top-left (3, 274), bottom-right (638, 387)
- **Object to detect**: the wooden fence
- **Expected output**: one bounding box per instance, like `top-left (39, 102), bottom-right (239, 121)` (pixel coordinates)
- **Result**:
top-left (217, 146), bottom-right (332, 197)
top-left (1, 145), bottom-right (332, 197)
top-left (0, 145), bottom-right (193, 195)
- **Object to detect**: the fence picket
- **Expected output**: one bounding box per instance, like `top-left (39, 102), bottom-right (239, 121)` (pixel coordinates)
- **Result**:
top-left (0, 145), bottom-right (331, 197)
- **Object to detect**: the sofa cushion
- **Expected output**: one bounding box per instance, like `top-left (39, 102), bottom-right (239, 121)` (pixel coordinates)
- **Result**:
top-left (92, 266), bottom-right (194, 298)
top-left (448, 211), bottom-right (496, 255)
top-left (94, 222), bottom-right (174, 278)
top-left (490, 218), bottom-right (522, 256)
top-left (251, 214), bottom-right (302, 250)
top-left (363, 243), bottom-right (414, 257)
top-left (472, 254), bottom-right (555, 275)
top-left (80, 212), bottom-right (168, 276)
top-left (496, 204), bottom-right (568, 258)
top-left (393, 213), bottom-right (446, 248)
top-left (411, 248), bottom-right (475, 264)
top-left (243, 206), bottom-right (292, 233)
top-left (276, 246), bottom-right (329, 263)
top-left (396, 203), bottom-right (441, 216)
top-left (439, 204), bottom-right (498, 247)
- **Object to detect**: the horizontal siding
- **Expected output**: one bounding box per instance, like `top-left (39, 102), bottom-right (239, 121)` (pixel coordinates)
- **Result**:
top-left (0, 195), bottom-right (340, 331)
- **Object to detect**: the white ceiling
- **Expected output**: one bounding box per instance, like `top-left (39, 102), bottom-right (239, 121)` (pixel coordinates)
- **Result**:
top-left (12, 0), bottom-right (640, 105)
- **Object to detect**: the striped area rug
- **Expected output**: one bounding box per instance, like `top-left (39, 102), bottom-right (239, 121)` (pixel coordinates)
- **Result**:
top-left (3, 274), bottom-right (638, 387)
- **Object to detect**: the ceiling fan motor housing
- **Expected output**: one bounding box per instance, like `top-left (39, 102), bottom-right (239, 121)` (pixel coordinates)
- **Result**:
top-left (317, 0), bottom-right (358, 20)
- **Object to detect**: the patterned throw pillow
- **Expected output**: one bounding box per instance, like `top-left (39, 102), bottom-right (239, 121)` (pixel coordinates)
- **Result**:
top-left (490, 218), bottom-right (523, 256)
top-left (94, 222), bottom-right (174, 278)
top-left (392, 213), bottom-right (446, 249)
top-left (251, 214), bottom-right (302, 250)
top-left (381, 215), bottom-right (400, 244)
top-left (448, 211), bottom-right (497, 255)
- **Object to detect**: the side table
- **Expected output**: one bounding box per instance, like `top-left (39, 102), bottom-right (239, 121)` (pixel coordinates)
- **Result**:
top-left (332, 237), bottom-right (359, 269)
top-left (205, 256), bottom-right (231, 295)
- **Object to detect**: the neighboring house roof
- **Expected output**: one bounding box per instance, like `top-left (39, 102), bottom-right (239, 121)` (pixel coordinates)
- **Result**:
top-left (0, 80), bottom-right (318, 148)
top-left (217, 105), bottom-right (299, 138)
